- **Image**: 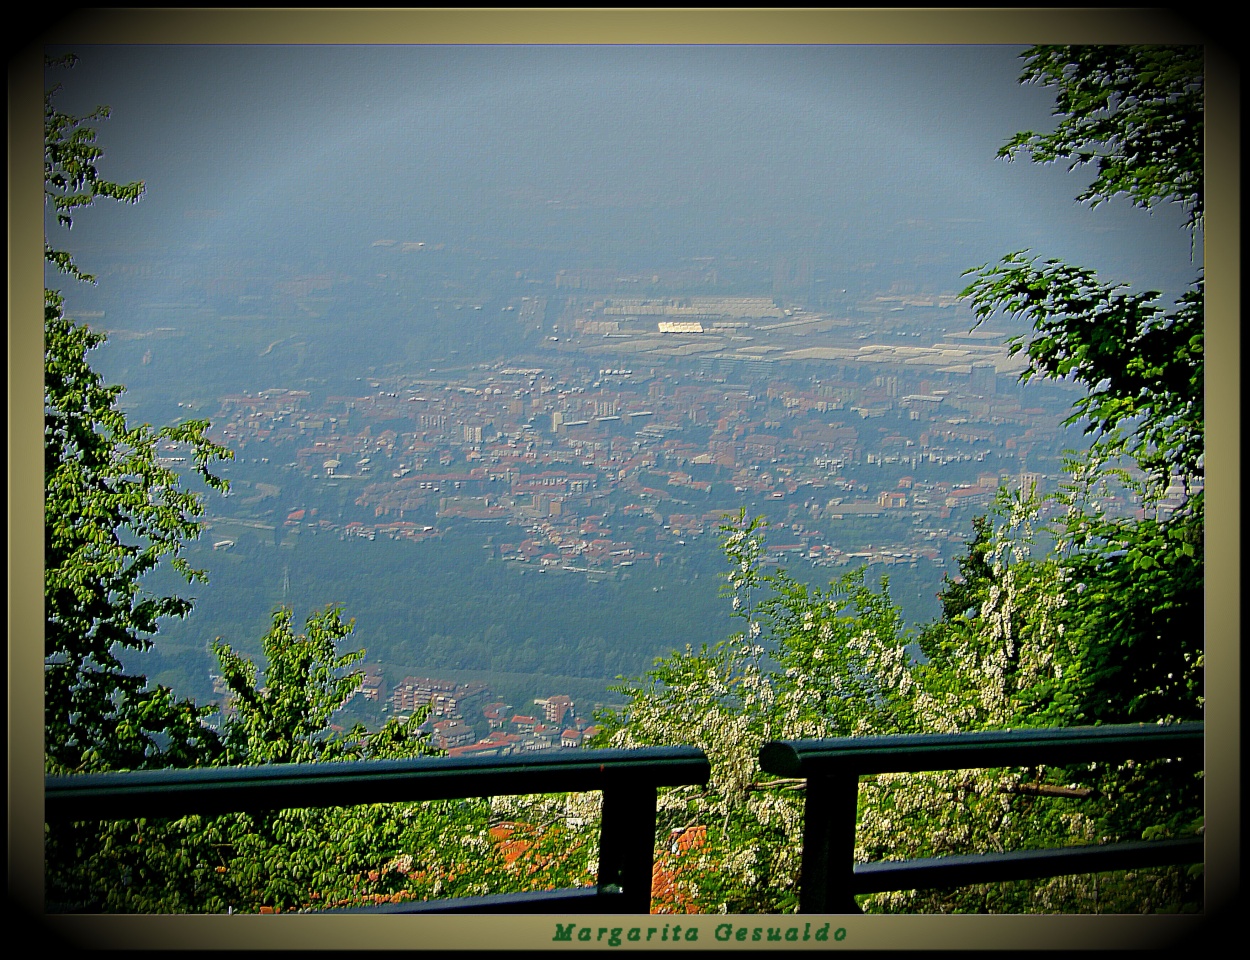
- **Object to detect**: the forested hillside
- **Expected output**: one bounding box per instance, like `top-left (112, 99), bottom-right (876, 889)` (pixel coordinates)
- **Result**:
top-left (135, 522), bottom-right (945, 710)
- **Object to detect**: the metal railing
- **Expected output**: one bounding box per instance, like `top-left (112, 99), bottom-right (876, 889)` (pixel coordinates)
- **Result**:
top-left (758, 722), bottom-right (1204, 913)
top-left (45, 746), bottom-right (710, 914)
top-left (46, 723), bottom-right (1203, 914)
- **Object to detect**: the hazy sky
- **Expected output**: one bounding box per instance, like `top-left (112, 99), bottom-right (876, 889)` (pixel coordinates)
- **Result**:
top-left (44, 44), bottom-right (1200, 299)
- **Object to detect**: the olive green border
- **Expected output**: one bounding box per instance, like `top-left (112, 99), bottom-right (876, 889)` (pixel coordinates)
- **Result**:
top-left (8, 8), bottom-right (1237, 950)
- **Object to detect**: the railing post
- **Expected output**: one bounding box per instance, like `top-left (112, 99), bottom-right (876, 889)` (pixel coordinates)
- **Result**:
top-left (598, 782), bottom-right (658, 913)
top-left (798, 773), bottom-right (862, 914)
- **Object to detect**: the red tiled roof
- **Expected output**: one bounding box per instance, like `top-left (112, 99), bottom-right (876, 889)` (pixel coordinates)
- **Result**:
top-left (651, 825), bottom-right (708, 914)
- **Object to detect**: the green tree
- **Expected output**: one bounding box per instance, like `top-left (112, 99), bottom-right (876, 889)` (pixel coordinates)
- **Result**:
top-left (926, 44), bottom-right (1205, 909)
top-left (52, 603), bottom-right (606, 914)
top-left (964, 43), bottom-right (1203, 496)
top-left (960, 44), bottom-right (1204, 727)
top-left (43, 54), bottom-right (232, 774)
top-left (995, 45), bottom-right (1202, 230)
top-left (894, 44), bottom-right (1204, 910)
top-left (43, 54), bottom-right (145, 282)
top-left (213, 607), bottom-right (372, 765)
top-left (47, 603), bottom-right (506, 914)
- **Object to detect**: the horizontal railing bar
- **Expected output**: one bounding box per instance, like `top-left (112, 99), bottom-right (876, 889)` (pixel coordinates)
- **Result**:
top-left (849, 838), bottom-right (1204, 894)
top-left (332, 886), bottom-right (615, 914)
top-left (759, 723), bottom-right (1203, 778)
top-left (45, 747), bottom-right (710, 822)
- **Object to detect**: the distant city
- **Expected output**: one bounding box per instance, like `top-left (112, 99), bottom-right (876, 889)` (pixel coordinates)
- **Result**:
top-left (187, 287), bottom-right (1144, 570)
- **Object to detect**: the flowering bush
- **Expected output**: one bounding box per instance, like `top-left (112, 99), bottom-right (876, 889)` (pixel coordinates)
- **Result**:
top-left (596, 495), bottom-right (1201, 914)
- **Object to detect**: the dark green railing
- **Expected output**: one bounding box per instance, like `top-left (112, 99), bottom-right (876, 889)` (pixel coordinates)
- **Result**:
top-left (44, 746), bottom-right (710, 914)
top-left (46, 723), bottom-right (1203, 914)
top-left (758, 722), bottom-right (1205, 913)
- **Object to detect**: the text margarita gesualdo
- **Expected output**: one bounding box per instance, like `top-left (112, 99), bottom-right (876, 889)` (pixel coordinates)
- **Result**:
top-left (553, 920), bottom-right (846, 946)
